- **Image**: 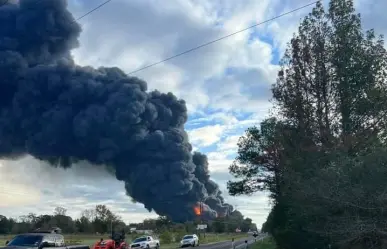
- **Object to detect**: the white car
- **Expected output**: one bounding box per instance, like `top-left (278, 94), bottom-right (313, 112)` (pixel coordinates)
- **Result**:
top-left (180, 234), bottom-right (199, 247)
top-left (130, 236), bottom-right (160, 249)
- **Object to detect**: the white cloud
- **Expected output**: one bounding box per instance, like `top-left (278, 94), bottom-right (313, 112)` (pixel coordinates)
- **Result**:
top-left (188, 112), bottom-right (239, 126)
top-left (188, 124), bottom-right (226, 147)
top-left (0, 157), bottom-right (158, 223)
top-left (207, 152), bottom-right (233, 172)
top-left (67, 0), bottom-right (279, 114)
top-left (217, 135), bottom-right (240, 152)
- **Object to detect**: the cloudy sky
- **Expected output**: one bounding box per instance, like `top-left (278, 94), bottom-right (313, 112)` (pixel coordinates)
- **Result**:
top-left (1, 0), bottom-right (386, 228)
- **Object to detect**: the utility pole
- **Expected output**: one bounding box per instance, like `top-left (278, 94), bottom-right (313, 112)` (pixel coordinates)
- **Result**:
top-left (199, 202), bottom-right (202, 238)
top-left (201, 201), bottom-right (206, 238)
top-left (110, 219), bottom-right (113, 238)
top-left (200, 201), bottom-right (203, 224)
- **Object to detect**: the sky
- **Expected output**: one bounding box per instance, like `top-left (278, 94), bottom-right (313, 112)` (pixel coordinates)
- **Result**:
top-left (1, 0), bottom-right (387, 228)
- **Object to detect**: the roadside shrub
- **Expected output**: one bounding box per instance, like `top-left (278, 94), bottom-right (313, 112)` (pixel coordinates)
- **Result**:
top-left (159, 231), bottom-right (172, 244)
top-left (174, 230), bottom-right (186, 242)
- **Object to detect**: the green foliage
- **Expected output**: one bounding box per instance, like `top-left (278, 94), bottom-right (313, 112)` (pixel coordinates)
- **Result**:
top-left (212, 218), bottom-right (226, 233)
top-left (228, 118), bottom-right (286, 199)
top-left (183, 222), bottom-right (196, 233)
top-left (159, 231), bottom-right (173, 244)
top-left (228, 0), bottom-right (387, 248)
top-left (174, 229), bottom-right (186, 242)
top-left (250, 237), bottom-right (276, 249)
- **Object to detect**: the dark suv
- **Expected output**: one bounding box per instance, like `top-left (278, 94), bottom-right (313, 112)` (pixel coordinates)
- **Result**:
top-left (2, 228), bottom-right (88, 249)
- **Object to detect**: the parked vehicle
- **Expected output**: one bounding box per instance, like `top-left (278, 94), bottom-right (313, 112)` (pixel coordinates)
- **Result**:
top-left (129, 236), bottom-right (159, 249)
top-left (2, 228), bottom-right (89, 249)
top-left (91, 232), bottom-right (128, 249)
top-left (179, 234), bottom-right (199, 247)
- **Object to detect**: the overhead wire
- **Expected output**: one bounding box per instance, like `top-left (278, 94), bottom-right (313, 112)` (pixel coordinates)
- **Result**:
top-left (75, 0), bottom-right (113, 21)
top-left (126, 0), bottom-right (320, 75)
top-left (0, 0), bottom-right (112, 22)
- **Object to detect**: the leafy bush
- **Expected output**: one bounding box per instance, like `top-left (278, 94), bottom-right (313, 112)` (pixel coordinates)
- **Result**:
top-left (159, 231), bottom-right (172, 244)
top-left (174, 230), bottom-right (186, 242)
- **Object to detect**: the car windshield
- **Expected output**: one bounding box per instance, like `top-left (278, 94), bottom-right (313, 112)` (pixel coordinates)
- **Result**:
top-left (183, 236), bottom-right (193, 239)
top-left (133, 238), bottom-right (147, 243)
top-left (7, 235), bottom-right (43, 247)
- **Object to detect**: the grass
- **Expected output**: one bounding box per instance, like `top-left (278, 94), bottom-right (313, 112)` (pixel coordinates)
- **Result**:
top-left (0, 233), bottom-right (247, 248)
top-left (249, 237), bottom-right (276, 249)
top-left (163, 233), bottom-right (248, 249)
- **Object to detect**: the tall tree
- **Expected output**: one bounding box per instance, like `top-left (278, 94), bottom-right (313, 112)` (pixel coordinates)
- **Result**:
top-left (228, 117), bottom-right (288, 201)
top-left (228, 0), bottom-right (387, 248)
top-left (54, 207), bottom-right (67, 216)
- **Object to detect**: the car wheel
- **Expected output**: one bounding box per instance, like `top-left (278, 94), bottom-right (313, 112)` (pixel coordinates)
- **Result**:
top-left (146, 245), bottom-right (150, 249)
top-left (156, 244), bottom-right (159, 249)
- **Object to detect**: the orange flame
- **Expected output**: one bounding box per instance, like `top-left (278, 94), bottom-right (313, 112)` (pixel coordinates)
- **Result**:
top-left (193, 205), bottom-right (201, 216)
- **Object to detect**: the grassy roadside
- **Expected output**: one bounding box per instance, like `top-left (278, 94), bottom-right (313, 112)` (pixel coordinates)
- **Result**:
top-left (0, 233), bottom-right (247, 248)
top-left (249, 237), bottom-right (275, 249)
top-left (162, 233), bottom-right (247, 249)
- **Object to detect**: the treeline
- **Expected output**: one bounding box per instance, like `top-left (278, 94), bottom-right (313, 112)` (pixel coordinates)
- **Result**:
top-left (228, 0), bottom-right (387, 249)
top-left (0, 206), bottom-right (126, 234)
top-left (0, 206), bottom-right (256, 235)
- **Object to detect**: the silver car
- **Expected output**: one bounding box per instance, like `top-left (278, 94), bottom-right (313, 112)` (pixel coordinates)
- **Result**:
top-left (179, 235), bottom-right (199, 247)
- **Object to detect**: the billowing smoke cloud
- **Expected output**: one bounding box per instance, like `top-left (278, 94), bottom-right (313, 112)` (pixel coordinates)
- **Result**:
top-left (0, 0), bottom-right (233, 222)
top-left (193, 152), bottom-right (233, 216)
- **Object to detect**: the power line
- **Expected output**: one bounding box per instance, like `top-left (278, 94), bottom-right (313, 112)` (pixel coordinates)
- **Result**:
top-left (39, 0), bottom-right (113, 22)
top-left (127, 0), bottom-right (320, 75)
top-left (2, 0), bottom-right (112, 22)
top-left (75, 0), bottom-right (113, 21)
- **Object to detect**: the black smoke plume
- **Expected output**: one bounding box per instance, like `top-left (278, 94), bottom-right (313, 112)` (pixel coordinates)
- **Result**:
top-left (0, 0), bottom-right (233, 222)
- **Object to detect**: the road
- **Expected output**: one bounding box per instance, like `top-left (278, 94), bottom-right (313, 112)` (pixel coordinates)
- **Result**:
top-left (189, 235), bottom-right (267, 249)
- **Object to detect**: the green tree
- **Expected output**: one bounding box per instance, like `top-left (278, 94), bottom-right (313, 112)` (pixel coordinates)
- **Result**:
top-left (92, 205), bottom-right (122, 234)
top-left (183, 221), bottom-right (196, 233)
top-left (228, 117), bottom-right (286, 200)
top-left (0, 215), bottom-right (14, 234)
top-left (75, 216), bottom-right (92, 233)
top-left (54, 207), bottom-right (67, 216)
top-left (212, 217), bottom-right (226, 233)
top-left (159, 231), bottom-right (172, 244)
top-left (228, 0), bottom-right (387, 248)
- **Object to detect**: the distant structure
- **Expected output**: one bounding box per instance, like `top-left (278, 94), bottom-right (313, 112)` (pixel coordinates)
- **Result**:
top-left (129, 228), bottom-right (153, 234)
top-left (33, 227), bottom-right (62, 234)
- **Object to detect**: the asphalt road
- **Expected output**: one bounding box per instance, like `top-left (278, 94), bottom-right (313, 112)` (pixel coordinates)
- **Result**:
top-left (189, 235), bottom-right (267, 249)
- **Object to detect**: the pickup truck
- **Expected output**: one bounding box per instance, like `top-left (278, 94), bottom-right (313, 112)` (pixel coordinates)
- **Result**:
top-left (1, 229), bottom-right (89, 249)
top-left (129, 236), bottom-right (159, 249)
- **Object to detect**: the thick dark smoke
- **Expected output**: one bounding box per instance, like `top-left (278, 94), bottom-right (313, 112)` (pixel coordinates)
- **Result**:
top-left (0, 0), bottom-right (233, 222)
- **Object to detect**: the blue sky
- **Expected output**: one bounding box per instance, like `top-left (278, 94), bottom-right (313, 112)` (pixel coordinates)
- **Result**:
top-left (1, 0), bottom-right (387, 228)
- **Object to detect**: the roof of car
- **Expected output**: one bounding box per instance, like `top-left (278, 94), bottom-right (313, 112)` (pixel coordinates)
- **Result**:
top-left (18, 233), bottom-right (46, 236)
top-left (17, 233), bottom-right (62, 237)
top-left (31, 228), bottom-right (62, 234)
top-left (18, 228), bottom-right (63, 237)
